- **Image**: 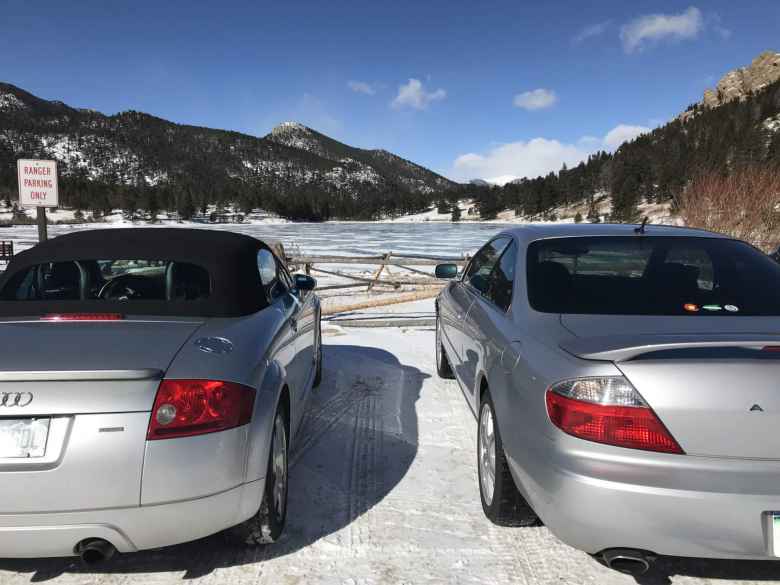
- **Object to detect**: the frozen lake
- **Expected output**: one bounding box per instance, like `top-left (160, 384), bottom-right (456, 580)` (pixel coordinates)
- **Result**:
top-left (0, 222), bottom-right (512, 258)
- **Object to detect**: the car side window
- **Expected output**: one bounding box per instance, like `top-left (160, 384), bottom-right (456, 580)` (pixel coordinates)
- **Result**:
top-left (257, 249), bottom-right (287, 301)
top-left (487, 241), bottom-right (517, 312)
top-left (464, 237), bottom-right (511, 295)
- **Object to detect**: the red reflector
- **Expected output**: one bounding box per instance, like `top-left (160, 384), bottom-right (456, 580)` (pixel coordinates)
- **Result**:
top-left (147, 379), bottom-right (255, 440)
top-left (41, 313), bottom-right (124, 321)
top-left (545, 390), bottom-right (683, 454)
top-left (762, 346), bottom-right (780, 353)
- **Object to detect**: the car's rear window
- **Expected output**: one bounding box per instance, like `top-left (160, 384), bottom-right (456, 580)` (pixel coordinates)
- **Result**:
top-left (1, 259), bottom-right (211, 302)
top-left (527, 236), bottom-right (780, 316)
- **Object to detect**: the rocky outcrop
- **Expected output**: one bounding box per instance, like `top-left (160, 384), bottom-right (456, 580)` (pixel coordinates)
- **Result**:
top-left (704, 51), bottom-right (780, 107)
top-left (682, 51), bottom-right (780, 121)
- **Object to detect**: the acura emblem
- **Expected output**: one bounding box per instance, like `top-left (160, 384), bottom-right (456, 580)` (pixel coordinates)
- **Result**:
top-left (0, 392), bottom-right (33, 407)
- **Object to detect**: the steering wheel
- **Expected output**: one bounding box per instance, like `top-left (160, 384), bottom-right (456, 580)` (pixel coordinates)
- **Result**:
top-left (98, 275), bottom-right (154, 300)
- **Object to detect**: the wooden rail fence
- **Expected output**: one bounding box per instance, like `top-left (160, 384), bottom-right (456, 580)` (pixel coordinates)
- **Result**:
top-left (286, 251), bottom-right (469, 292)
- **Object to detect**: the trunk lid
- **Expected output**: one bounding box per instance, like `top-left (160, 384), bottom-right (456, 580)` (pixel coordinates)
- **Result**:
top-left (0, 318), bottom-right (202, 513)
top-left (560, 315), bottom-right (780, 459)
top-left (0, 319), bottom-right (202, 415)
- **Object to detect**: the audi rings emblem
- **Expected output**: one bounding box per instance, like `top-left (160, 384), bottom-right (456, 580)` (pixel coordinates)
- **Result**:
top-left (0, 392), bottom-right (33, 407)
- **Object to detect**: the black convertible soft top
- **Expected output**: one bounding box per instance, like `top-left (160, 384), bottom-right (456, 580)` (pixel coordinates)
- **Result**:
top-left (0, 228), bottom-right (272, 318)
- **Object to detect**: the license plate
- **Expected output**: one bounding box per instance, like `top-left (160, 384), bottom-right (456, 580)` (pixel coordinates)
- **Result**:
top-left (0, 419), bottom-right (50, 458)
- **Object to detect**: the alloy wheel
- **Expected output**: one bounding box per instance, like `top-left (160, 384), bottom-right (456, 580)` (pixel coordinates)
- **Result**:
top-left (271, 414), bottom-right (288, 520)
top-left (479, 402), bottom-right (496, 506)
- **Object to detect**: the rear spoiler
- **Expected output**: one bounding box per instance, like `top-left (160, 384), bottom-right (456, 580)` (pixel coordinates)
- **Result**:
top-left (560, 334), bottom-right (780, 362)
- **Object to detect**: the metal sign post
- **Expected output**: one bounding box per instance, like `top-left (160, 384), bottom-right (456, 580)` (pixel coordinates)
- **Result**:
top-left (17, 159), bottom-right (59, 242)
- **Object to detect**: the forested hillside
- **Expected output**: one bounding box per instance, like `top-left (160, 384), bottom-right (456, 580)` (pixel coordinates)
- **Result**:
top-left (437, 75), bottom-right (780, 222)
top-left (0, 84), bottom-right (454, 221)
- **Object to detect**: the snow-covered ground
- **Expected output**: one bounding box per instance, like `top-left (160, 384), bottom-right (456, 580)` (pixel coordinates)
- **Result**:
top-left (0, 205), bottom-right (290, 227)
top-left (379, 196), bottom-right (679, 226)
top-left (379, 200), bottom-right (479, 223)
top-left (0, 321), bottom-right (776, 585)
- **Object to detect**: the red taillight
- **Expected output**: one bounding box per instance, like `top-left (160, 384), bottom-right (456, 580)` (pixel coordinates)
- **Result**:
top-left (147, 379), bottom-right (255, 440)
top-left (41, 313), bottom-right (124, 321)
top-left (545, 379), bottom-right (683, 454)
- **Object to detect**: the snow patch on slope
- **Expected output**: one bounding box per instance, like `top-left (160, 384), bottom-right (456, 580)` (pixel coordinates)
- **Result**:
top-left (0, 93), bottom-right (27, 111)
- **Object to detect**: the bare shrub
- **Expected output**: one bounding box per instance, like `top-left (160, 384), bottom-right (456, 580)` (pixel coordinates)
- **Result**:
top-left (676, 167), bottom-right (780, 251)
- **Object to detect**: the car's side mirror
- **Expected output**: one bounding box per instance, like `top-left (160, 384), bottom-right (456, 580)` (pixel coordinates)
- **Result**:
top-left (435, 263), bottom-right (458, 279)
top-left (294, 274), bottom-right (317, 292)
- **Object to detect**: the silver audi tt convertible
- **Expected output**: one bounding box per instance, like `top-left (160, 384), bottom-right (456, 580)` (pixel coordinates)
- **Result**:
top-left (0, 228), bottom-right (321, 562)
top-left (435, 223), bottom-right (780, 574)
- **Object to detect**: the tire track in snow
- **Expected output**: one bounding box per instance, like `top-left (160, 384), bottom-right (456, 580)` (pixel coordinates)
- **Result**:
top-left (347, 376), bottom-right (383, 551)
top-left (289, 383), bottom-right (364, 468)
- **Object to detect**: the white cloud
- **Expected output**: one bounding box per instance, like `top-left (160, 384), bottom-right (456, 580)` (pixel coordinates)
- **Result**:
top-left (603, 124), bottom-right (650, 150)
top-left (347, 80), bottom-right (376, 95)
top-left (620, 6), bottom-right (703, 53)
top-left (573, 20), bottom-right (612, 44)
top-left (391, 78), bottom-right (446, 110)
top-left (451, 139), bottom-right (588, 185)
top-left (449, 124), bottom-right (651, 184)
top-left (513, 88), bottom-right (558, 111)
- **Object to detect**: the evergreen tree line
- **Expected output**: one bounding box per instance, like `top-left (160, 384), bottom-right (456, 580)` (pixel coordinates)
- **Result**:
top-left (436, 78), bottom-right (780, 222)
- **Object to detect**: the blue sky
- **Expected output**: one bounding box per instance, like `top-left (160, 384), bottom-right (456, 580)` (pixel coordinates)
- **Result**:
top-left (1, 0), bottom-right (778, 183)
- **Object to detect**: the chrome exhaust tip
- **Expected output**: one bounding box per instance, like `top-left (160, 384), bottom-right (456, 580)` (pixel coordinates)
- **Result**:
top-left (75, 538), bottom-right (116, 566)
top-left (601, 548), bottom-right (652, 576)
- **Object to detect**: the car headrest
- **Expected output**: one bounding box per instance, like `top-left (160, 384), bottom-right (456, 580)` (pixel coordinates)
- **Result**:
top-left (529, 261), bottom-right (572, 311)
top-left (165, 262), bottom-right (210, 301)
top-left (535, 261), bottom-right (572, 288)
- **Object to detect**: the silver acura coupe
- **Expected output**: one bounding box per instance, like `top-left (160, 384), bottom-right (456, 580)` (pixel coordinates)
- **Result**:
top-left (0, 228), bottom-right (321, 563)
top-left (435, 223), bottom-right (780, 575)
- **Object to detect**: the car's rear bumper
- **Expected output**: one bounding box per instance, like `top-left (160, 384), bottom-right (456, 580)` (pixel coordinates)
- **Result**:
top-left (508, 434), bottom-right (780, 560)
top-left (0, 479), bottom-right (264, 558)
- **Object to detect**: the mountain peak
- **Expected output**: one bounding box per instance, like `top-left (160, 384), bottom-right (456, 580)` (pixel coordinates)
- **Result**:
top-left (267, 121), bottom-right (325, 154)
top-left (0, 82), bottom-right (76, 116)
top-left (271, 121), bottom-right (311, 135)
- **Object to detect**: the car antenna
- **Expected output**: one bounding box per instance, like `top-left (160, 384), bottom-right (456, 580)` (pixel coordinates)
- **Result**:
top-left (634, 216), bottom-right (649, 234)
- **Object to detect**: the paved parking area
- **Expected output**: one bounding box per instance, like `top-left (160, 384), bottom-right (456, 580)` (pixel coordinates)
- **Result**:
top-left (1, 326), bottom-right (780, 584)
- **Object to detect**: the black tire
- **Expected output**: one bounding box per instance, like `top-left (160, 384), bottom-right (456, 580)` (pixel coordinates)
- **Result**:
top-left (435, 314), bottom-right (455, 379)
top-left (313, 315), bottom-right (323, 388)
top-left (227, 402), bottom-right (289, 545)
top-left (478, 392), bottom-right (538, 527)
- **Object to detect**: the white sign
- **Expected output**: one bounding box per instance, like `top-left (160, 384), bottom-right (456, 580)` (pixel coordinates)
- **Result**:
top-left (17, 159), bottom-right (59, 207)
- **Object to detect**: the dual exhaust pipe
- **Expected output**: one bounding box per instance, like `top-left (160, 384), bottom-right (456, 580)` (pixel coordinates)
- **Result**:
top-left (75, 538), bottom-right (116, 566)
top-left (601, 548), bottom-right (654, 576)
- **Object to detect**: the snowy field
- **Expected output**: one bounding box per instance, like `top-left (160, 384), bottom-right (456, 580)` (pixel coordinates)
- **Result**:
top-left (0, 323), bottom-right (778, 585)
top-left (0, 221), bottom-right (508, 258)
